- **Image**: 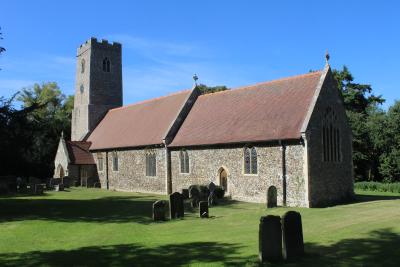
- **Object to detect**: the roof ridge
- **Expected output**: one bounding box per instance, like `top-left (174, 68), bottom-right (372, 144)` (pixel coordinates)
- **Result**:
top-left (200, 70), bottom-right (323, 98)
top-left (110, 89), bottom-right (191, 112)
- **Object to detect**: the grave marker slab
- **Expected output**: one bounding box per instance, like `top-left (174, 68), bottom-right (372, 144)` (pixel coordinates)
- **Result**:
top-left (169, 192), bottom-right (184, 219)
top-left (259, 215), bottom-right (282, 262)
top-left (153, 200), bottom-right (167, 221)
top-left (199, 201), bottom-right (209, 218)
top-left (282, 211), bottom-right (304, 260)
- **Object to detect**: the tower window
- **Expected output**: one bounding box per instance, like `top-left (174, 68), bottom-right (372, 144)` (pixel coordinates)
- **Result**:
top-left (81, 59), bottom-right (85, 73)
top-left (80, 84), bottom-right (84, 94)
top-left (102, 57), bottom-right (110, 72)
top-left (244, 146), bottom-right (258, 174)
top-left (322, 107), bottom-right (341, 162)
top-left (180, 150), bottom-right (189, 174)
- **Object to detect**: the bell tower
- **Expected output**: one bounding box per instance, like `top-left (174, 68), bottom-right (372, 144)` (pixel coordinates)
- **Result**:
top-left (71, 37), bottom-right (123, 141)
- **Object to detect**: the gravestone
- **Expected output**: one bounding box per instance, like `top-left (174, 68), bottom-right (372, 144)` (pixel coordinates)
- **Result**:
top-left (181, 189), bottom-right (189, 199)
top-left (34, 184), bottom-right (44, 195)
top-left (189, 186), bottom-right (200, 199)
top-left (153, 200), bottom-right (167, 221)
top-left (191, 198), bottom-right (199, 208)
top-left (282, 211), bottom-right (304, 260)
top-left (55, 184), bottom-right (64, 192)
top-left (208, 182), bottom-right (216, 193)
top-left (259, 215), bottom-right (282, 262)
top-left (208, 192), bottom-right (217, 206)
top-left (169, 192), bottom-right (184, 219)
top-left (267, 186), bottom-right (278, 208)
top-left (199, 201), bottom-right (209, 218)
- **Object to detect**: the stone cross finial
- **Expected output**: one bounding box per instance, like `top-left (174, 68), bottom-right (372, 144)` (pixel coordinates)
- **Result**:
top-left (193, 74), bottom-right (199, 86)
top-left (325, 50), bottom-right (330, 64)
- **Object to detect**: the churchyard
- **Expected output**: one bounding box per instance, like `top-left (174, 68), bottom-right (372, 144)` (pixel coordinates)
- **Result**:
top-left (0, 187), bottom-right (399, 266)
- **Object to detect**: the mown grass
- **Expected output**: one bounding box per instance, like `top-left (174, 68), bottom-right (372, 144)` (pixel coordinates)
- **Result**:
top-left (0, 188), bottom-right (399, 266)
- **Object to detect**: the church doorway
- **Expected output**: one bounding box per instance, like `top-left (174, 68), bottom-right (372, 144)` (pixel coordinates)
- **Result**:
top-left (267, 186), bottom-right (277, 208)
top-left (219, 168), bottom-right (228, 193)
top-left (56, 164), bottom-right (65, 178)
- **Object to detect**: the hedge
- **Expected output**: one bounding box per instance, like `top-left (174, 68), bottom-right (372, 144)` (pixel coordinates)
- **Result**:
top-left (355, 182), bottom-right (400, 193)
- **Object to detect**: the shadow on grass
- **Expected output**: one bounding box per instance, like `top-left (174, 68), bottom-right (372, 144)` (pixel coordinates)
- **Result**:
top-left (299, 228), bottom-right (400, 267)
top-left (351, 193), bottom-right (400, 204)
top-left (0, 195), bottom-right (160, 224)
top-left (0, 242), bottom-right (255, 267)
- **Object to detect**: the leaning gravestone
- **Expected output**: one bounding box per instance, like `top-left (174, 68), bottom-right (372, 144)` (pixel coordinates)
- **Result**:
top-left (199, 201), bottom-right (209, 218)
top-left (282, 211), bottom-right (304, 260)
top-left (169, 192), bottom-right (184, 219)
top-left (153, 200), bottom-right (167, 221)
top-left (259, 215), bottom-right (282, 262)
top-left (34, 184), bottom-right (44, 195)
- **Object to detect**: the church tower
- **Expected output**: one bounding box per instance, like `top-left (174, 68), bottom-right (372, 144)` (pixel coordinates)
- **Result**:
top-left (71, 37), bottom-right (123, 141)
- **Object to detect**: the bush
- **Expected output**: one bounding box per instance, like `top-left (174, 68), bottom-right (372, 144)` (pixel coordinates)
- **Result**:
top-left (355, 182), bottom-right (400, 193)
top-left (188, 184), bottom-right (210, 200)
top-left (214, 186), bottom-right (225, 199)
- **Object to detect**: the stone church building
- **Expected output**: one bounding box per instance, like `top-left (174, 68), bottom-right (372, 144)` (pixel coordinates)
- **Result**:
top-left (54, 38), bottom-right (354, 207)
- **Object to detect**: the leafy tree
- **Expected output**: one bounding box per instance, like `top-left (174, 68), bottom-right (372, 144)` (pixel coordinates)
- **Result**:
top-left (197, 84), bottom-right (228, 95)
top-left (379, 101), bottom-right (400, 182)
top-left (333, 66), bottom-right (385, 181)
top-left (0, 27), bottom-right (5, 55)
top-left (0, 83), bottom-right (73, 178)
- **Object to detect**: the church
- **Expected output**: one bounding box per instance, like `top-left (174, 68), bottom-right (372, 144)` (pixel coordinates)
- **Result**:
top-left (54, 37), bottom-right (354, 207)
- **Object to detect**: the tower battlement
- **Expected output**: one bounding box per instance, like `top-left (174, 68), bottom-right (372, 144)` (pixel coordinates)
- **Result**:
top-left (71, 37), bottom-right (123, 141)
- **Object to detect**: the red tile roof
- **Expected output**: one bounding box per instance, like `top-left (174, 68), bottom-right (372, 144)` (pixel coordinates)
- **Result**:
top-left (169, 71), bottom-right (323, 147)
top-left (66, 141), bottom-right (95, 164)
top-left (87, 90), bottom-right (191, 150)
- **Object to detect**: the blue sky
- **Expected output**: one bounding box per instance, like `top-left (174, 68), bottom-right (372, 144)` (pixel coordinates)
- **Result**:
top-left (1, 0), bottom-right (399, 109)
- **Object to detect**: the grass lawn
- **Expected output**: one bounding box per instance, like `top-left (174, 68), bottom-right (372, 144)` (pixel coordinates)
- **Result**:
top-left (0, 188), bottom-right (399, 266)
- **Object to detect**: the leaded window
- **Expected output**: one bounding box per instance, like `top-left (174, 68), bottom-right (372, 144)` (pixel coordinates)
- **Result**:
top-left (244, 146), bottom-right (257, 174)
top-left (97, 153), bottom-right (103, 172)
top-left (322, 107), bottom-right (341, 162)
top-left (146, 152), bottom-right (156, 176)
top-left (112, 151), bottom-right (118, 171)
top-left (180, 150), bottom-right (189, 173)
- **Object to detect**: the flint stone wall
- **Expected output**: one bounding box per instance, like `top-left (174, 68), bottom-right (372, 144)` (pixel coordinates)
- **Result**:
top-left (306, 70), bottom-right (354, 207)
top-left (95, 147), bottom-right (166, 194)
top-left (170, 143), bottom-right (307, 206)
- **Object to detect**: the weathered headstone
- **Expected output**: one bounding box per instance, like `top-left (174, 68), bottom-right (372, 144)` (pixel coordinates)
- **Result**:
top-left (153, 200), bottom-right (167, 221)
top-left (34, 184), bottom-right (44, 195)
top-left (208, 192), bottom-right (217, 206)
top-left (181, 189), bottom-right (189, 199)
top-left (267, 186), bottom-right (278, 208)
top-left (191, 198), bottom-right (198, 208)
top-left (259, 215), bottom-right (282, 262)
top-left (208, 182), bottom-right (216, 193)
top-left (189, 186), bottom-right (199, 199)
top-left (169, 192), bottom-right (184, 219)
top-left (55, 184), bottom-right (64, 192)
top-left (282, 211), bottom-right (304, 260)
top-left (199, 201), bottom-right (209, 218)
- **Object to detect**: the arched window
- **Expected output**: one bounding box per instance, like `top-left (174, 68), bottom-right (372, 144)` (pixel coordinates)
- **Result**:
top-left (322, 107), bottom-right (341, 162)
top-left (180, 150), bottom-right (189, 173)
top-left (112, 151), bottom-right (118, 171)
top-left (102, 57), bottom-right (110, 72)
top-left (81, 59), bottom-right (85, 73)
top-left (97, 153), bottom-right (103, 172)
top-left (244, 146), bottom-right (257, 174)
top-left (251, 147), bottom-right (258, 174)
top-left (146, 152), bottom-right (156, 176)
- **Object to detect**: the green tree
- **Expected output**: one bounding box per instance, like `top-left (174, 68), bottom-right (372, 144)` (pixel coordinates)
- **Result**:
top-left (379, 101), bottom-right (400, 182)
top-left (196, 84), bottom-right (228, 95)
top-left (333, 66), bottom-right (385, 181)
